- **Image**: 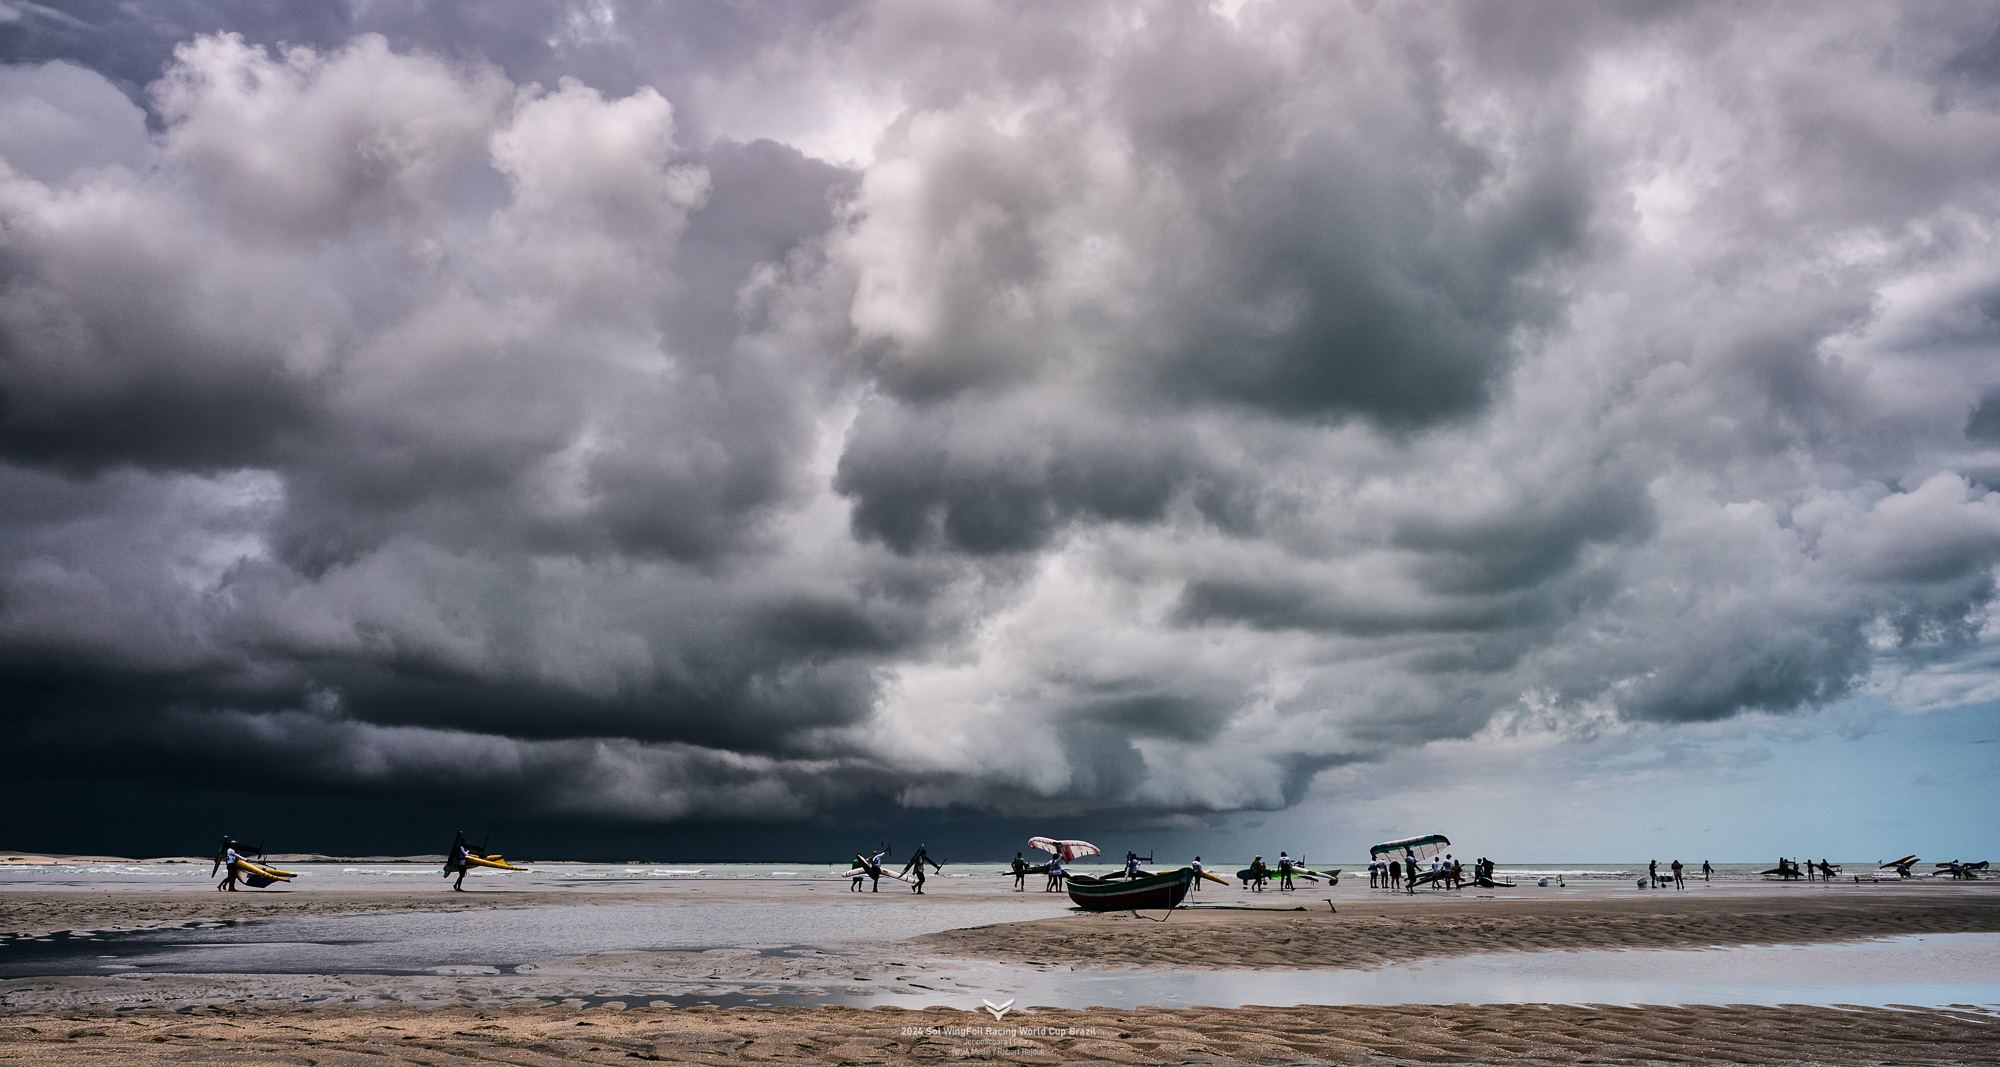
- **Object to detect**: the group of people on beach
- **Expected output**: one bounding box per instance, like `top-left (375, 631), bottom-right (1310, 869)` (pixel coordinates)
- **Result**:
top-left (1008, 851), bottom-right (1070, 891)
top-left (1646, 859), bottom-right (1687, 889)
top-left (851, 845), bottom-right (942, 893)
top-left (1774, 857), bottom-right (1838, 880)
top-left (1367, 852), bottom-right (1479, 892)
top-left (1240, 852), bottom-right (1311, 891)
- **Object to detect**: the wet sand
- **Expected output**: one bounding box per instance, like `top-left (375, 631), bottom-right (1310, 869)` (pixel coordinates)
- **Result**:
top-left (0, 890), bottom-right (659, 939)
top-left (919, 886), bottom-right (2000, 970)
top-left (1, 1001), bottom-right (1994, 1065)
top-left (4, 883), bottom-right (1998, 1063)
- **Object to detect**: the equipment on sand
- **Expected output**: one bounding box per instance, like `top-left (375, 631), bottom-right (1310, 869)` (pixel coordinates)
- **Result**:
top-left (212, 839), bottom-right (293, 888)
top-left (1196, 870), bottom-right (1230, 886)
top-left (1370, 834), bottom-right (1450, 863)
top-left (444, 832), bottom-right (528, 878)
top-left (1881, 855), bottom-right (1919, 869)
top-left (460, 854), bottom-right (529, 872)
top-left (233, 859), bottom-right (295, 886)
top-left (845, 865), bottom-right (917, 884)
top-left (1066, 867), bottom-right (1194, 912)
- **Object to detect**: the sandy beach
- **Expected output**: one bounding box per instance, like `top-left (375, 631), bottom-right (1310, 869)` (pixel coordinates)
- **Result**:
top-left (918, 885), bottom-right (2000, 970)
top-left (2, 1000), bottom-right (1996, 1066)
top-left (2, 879), bottom-right (1997, 1062)
top-left (0, 889), bottom-right (657, 940)
top-left (9, 878), bottom-right (1999, 963)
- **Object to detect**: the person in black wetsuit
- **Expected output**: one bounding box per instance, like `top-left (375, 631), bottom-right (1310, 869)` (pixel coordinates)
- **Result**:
top-left (449, 838), bottom-right (474, 892)
top-left (1010, 852), bottom-right (1029, 891)
top-left (902, 844), bottom-right (941, 893)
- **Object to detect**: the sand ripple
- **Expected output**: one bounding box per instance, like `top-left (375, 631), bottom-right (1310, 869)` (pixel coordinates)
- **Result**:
top-left (915, 891), bottom-right (2000, 970)
top-left (0, 1001), bottom-right (1993, 1065)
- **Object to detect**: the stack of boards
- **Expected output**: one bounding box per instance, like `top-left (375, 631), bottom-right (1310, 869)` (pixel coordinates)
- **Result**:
top-left (1237, 866), bottom-right (1337, 884)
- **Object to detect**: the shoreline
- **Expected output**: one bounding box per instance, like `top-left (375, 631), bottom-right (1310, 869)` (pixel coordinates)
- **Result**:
top-left (7, 878), bottom-right (1999, 949)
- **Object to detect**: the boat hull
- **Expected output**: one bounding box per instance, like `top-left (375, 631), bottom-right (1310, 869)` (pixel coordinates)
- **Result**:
top-left (1066, 868), bottom-right (1193, 911)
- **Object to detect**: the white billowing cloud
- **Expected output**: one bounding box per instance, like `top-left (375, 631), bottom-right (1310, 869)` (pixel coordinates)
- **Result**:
top-left (3, 2), bottom-right (2000, 825)
top-left (0, 60), bottom-right (150, 183)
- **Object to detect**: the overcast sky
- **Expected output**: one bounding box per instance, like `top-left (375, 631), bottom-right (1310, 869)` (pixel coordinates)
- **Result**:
top-left (2, 0), bottom-right (1997, 861)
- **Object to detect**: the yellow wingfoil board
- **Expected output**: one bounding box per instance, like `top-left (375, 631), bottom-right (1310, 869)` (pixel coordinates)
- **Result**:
top-left (462, 854), bottom-right (528, 872)
top-left (230, 860), bottom-right (294, 881)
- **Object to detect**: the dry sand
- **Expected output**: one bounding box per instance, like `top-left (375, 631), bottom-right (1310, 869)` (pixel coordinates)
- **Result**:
top-left (1, 1001), bottom-right (1994, 1065)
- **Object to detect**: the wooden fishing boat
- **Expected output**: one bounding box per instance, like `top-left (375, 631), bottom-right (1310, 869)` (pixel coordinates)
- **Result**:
top-left (1065, 867), bottom-right (1194, 911)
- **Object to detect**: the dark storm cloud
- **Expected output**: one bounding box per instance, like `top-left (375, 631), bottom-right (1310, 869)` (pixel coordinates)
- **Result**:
top-left (834, 399), bottom-right (1196, 554)
top-left (5, 0), bottom-right (2000, 846)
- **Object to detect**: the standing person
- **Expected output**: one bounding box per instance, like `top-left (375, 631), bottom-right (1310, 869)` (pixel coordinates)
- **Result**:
top-left (1649, 859), bottom-right (1659, 888)
top-left (1276, 852), bottom-right (1295, 891)
top-left (902, 845), bottom-right (941, 894)
top-left (214, 837), bottom-right (246, 892)
top-left (1389, 858), bottom-right (1401, 890)
top-left (1191, 856), bottom-right (1205, 892)
top-left (1249, 855), bottom-right (1270, 891)
top-left (1405, 851), bottom-right (1419, 894)
top-left (1010, 852), bottom-right (1029, 892)
top-left (1045, 852), bottom-right (1065, 892)
top-left (449, 838), bottom-right (474, 892)
top-left (1702, 860), bottom-right (1713, 882)
top-left (859, 847), bottom-right (889, 893)
top-left (1124, 852), bottom-right (1145, 878)
top-left (1671, 859), bottom-right (1684, 890)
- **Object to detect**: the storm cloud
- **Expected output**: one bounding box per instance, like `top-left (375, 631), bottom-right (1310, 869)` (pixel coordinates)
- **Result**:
top-left (4, 0), bottom-right (2000, 846)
